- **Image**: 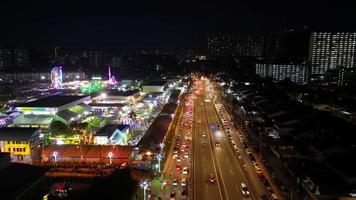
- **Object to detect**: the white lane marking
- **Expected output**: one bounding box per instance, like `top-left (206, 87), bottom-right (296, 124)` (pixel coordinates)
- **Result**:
top-left (235, 184), bottom-right (240, 192)
top-left (206, 185), bottom-right (209, 192)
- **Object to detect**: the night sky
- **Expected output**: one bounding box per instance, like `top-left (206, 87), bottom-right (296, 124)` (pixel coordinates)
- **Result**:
top-left (0, 0), bottom-right (355, 50)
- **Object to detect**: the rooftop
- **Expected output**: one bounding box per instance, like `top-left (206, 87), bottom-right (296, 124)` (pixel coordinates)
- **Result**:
top-left (105, 89), bottom-right (140, 97)
top-left (142, 81), bottom-right (166, 86)
top-left (96, 124), bottom-right (130, 137)
top-left (15, 95), bottom-right (89, 108)
top-left (0, 128), bottom-right (39, 141)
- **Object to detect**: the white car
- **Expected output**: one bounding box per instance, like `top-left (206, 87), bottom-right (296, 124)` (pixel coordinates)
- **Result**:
top-left (176, 157), bottom-right (182, 162)
top-left (182, 167), bottom-right (189, 175)
top-left (184, 152), bottom-right (189, 158)
top-left (246, 148), bottom-right (252, 154)
top-left (202, 133), bottom-right (206, 138)
top-left (241, 183), bottom-right (250, 195)
top-left (172, 179), bottom-right (178, 186)
top-left (181, 178), bottom-right (187, 186)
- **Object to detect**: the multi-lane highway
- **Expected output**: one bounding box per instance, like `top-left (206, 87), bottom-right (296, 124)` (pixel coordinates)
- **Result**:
top-left (193, 85), bottom-right (223, 200)
top-left (158, 76), bottom-right (281, 200)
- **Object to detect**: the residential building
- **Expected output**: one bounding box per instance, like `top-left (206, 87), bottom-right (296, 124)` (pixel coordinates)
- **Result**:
top-left (0, 70), bottom-right (86, 83)
top-left (207, 33), bottom-right (237, 57)
top-left (13, 47), bottom-right (29, 67)
top-left (0, 48), bottom-right (12, 69)
top-left (309, 32), bottom-right (356, 75)
top-left (255, 63), bottom-right (309, 85)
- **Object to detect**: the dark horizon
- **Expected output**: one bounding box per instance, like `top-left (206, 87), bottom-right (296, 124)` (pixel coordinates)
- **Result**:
top-left (1, 0), bottom-right (356, 50)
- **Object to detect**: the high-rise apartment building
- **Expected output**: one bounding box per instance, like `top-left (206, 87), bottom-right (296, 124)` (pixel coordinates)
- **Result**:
top-left (0, 48), bottom-right (12, 69)
top-left (207, 33), bottom-right (237, 57)
top-left (13, 47), bottom-right (29, 67)
top-left (309, 32), bottom-right (356, 75)
top-left (255, 63), bottom-right (309, 85)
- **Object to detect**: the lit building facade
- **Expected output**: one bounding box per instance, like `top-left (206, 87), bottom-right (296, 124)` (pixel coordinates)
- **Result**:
top-left (0, 128), bottom-right (41, 163)
top-left (256, 63), bottom-right (309, 85)
top-left (0, 71), bottom-right (86, 83)
top-left (207, 33), bottom-right (238, 57)
top-left (0, 48), bottom-right (12, 69)
top-left (309, 32), bottom-right (356, 75)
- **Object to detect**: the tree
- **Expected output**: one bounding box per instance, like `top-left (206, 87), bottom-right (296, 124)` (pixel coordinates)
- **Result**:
top-left (50, 120), bottom-right (72, 137)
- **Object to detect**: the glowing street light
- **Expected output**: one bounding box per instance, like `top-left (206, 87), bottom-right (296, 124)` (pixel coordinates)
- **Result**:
top-left (107, 152), bottom-right (113, 165)
top-left (159, 142), bottom-right (165, 150)
top-left (157, 153), bottom-right (163, 172)
top-left (100, 93), bottom-right (107, 99)
top-left (53, 151), bottom-right (59, 163)
top-left (139, 179), bottom-right (149, 200)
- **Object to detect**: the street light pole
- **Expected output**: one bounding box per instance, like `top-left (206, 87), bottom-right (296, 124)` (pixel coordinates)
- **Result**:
top-left (139, 179), bottom-right (149, 200)
top-left (108, 152), bottom-right (113, 165)
top-left (157, 153), bottom-right (162, 173)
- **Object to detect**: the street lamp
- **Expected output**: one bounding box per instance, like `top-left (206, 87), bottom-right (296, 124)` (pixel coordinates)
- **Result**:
top-left (139, 179), bottom-right (149, 200)
top-left (159, 142), bottom-right (165, 153)
top-left (53, 151), bottom-right (59, 163)
top-left (107, 151), bottom-right (113, 165)
top-left (157, 153), bottom-right (163, 173)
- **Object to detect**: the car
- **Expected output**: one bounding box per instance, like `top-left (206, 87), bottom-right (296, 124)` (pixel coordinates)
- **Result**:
top-left (184, 152), bottom-right (189, 158)
top-left (202, 133), bottom-right (206, 137)
top-left (246, 148), bottom-right (252, 154)
top-left (248, 154), bottom-right (256, 162)
top-left (217, 125), bottom-right (221, 129)
top-left (181, 189), bottom-right (188, 198)
top-left (215, 142), bottom-right (221, 147)
top-left (176, 164), bottom-right (181, 171)
top-left (170, 192), bottom-right (176, 200)
top-left (181, 178), bottom-right (187, 186)
top-left (176, 157), bottom-right (182, 162)
top-left (173, 148), bottom-right (178, 154)
top-left (233, 144), bottom-right (238, 150)
top-left (271, 193), bottom-right (279, 200)
top-left (241, 183), bottom-right (250, 195)
top-left (208, 174), bottom-right (216, 183)
top-left (255, 166), bottom-right (263, 174)
top-left (231, 139), bottom-right (236, 145)
top-left (172, 179), bottom-right (178, 186)
top-left (182, 167), bottom-right (189, 175)
top-left (198, 120), bottom-right (202, 124)
top-left (242, 142), bottom-right (248, 148)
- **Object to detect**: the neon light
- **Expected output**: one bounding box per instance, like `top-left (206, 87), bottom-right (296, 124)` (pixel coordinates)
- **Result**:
top-left (51, 66), bottom-right (63, 89)
top-left (107, 65), bottom-right (118, 86)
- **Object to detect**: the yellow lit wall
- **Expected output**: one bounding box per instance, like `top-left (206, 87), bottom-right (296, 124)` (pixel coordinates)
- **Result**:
top-left (3, 141), bottom-right (31, 156)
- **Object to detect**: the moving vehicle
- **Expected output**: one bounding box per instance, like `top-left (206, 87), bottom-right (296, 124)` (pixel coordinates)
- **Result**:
top-left (172, 179), bottom-right (178, 186)
top-left (241, 183), bottom-right (250, 195)
top-left (181, 178), bottom-right (187, 186)
top-left (170, 192), bottom-right (176, 200)
top-left (208, 174), bottom-right (216, 183)
top-left (182, 167), bottom-right (189, 175)
top-left (215, 142), bottom-right (221, 147)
